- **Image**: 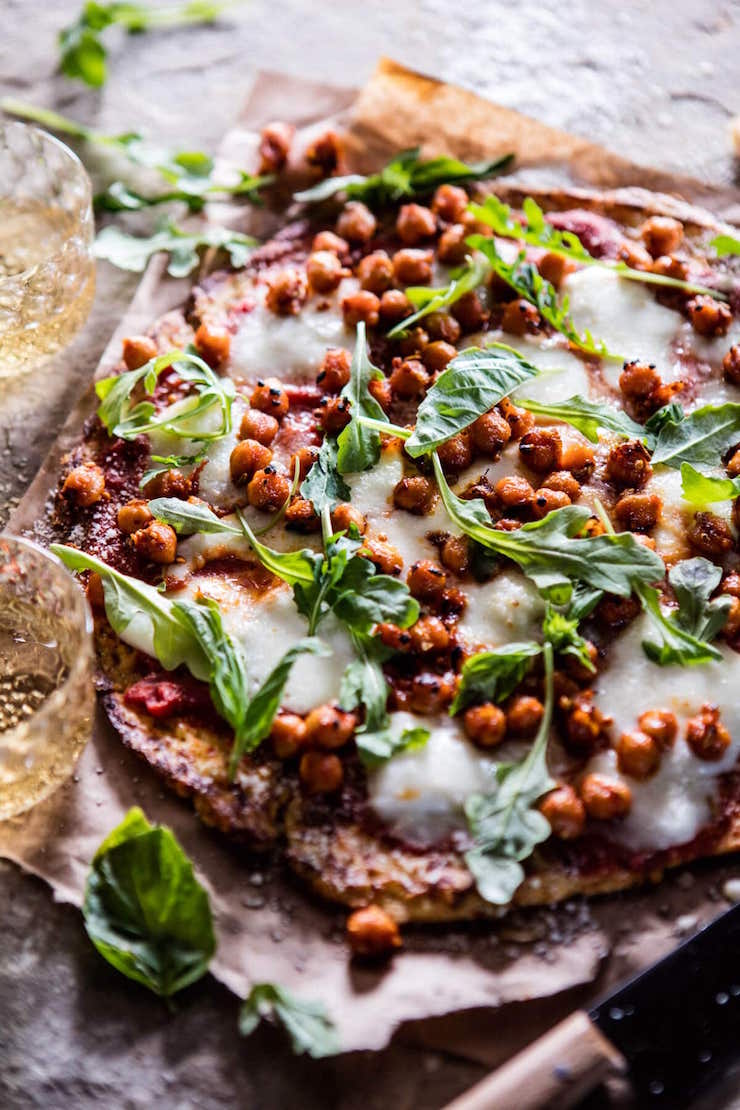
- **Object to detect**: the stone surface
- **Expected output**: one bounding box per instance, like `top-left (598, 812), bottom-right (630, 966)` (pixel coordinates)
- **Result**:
top-left (0, 2), bottom-right (738, 1107)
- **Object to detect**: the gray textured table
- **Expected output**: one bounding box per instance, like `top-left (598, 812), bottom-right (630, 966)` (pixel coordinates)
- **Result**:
top-left (1, 3), bottom-right (739, 1107)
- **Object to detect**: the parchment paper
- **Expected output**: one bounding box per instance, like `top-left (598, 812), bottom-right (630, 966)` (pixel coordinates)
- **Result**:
top-left (1, 61), bottom-right (738, 1062)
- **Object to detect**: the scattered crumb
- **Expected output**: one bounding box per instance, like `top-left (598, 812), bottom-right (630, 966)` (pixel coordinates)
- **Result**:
top-left (722, 877), bottom-right (740, 902)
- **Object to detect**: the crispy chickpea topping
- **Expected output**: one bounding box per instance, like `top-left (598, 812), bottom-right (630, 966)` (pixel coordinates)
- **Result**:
top-left (506, 695), bottom-right (544, 738)
top-left (389, 357), bottom-right (430, 400)
top-left (331, 502), bottom-right (367, 534)
top-left (463, 703), bottom-right (507, 749)
top-left (230, 439), bottom-right (273, 484)
top-left (117, 499), bottom-right (153, 535)
top-left (543, 471), bottom-right (581, 500)
top-left (239, 408), bottom-right (279, 445)
top-left (495, 475), bottom-right (534, 511)
top-left (685, 704), bottom-right (731, 761)
top-left (409, 615), bottom-right (450, 655)
top-left (606, 440), bottom-right (653, 489)
top-left (342, 290), bottom-right (380, 327)
top-left (617, 241), bottom-right (653, 270)
top-left (722, 345), bottom-right (740, 386)
top-left (398, 326), bottom-right (430, 357)
top-left (378, 288), bottom-right (412, 324)
top-left (498, 397), bottom-right (535, 439)
top-left (470, 410), bottom-right (512, 458)
top-left (537, 252), bottom-right (573, 289)
top-left (501, 298), bottom-right (541, 336)
top-left (519, 429), bottom-right (560, 473)
top-left (532, 487), bottom-right (571, 518)
top-left (724, 595), bottom-right (740, 638)
top-left (305, 130), bottom-right (342, 175)
top-left (290, 445), bottom-right (319, 481)
top-left (619, 360), bottom-right (660, 403)
top-left (425, 311), bottom-right (461, 344)
top-left (558, 433), bottom-right (595, 476)
top-left (336, 201), bottom-right (376, 244)
top-left (250, 377), bottom-right (290, 418)
top-left (614, 492), bottom-right (661, 532)
top-left (318, 395), bottom-right (352, 434)
top-left (437, 223), bottom-right (468, 266)
top-left (247, 466), bottom-right (291, 512)
top-left (363, 538), bottom-right (403, 576)
top-left (270, 712), bottom-right (307, 759)
top-left (436, 431), bottom-right (473, 473)
top-left (432, 183), bottom-right (468, 223)
top-left (397, 203), bottom-right (436, 245)
top-left (540, 785), bottom-right (585, 840)
top-left (407, 672), bottom-right (455, 713)
top-left (312, 230), bottom-right (349, 258)
top-left (284, 498), bottom-right (319, 532)
top-left (422, 340), bottom-right (457, 373)
top-left (392, 248), bottom-right (433, 286)
top-left (451, 290), bottom-right (489, 333)
top-left (258, 120), bottom-right (294, 174)
top-left (687, 511), bottom-right (733, 557)
top-left (687, 295), bottom-right (733, 338)
top-left (306, 250), bottom-right (347, 293)
top-left (580, 773), bottom-right (632, 819)
top-left (651, 254), bottom-right (688, 281)
top-left (194, 322), bottom-right (230, 368)
top-left (640, 216), bottom-right (684, 258)
top-left (356, 250), bottom-right (394, 295)
top-left (376, 623), bottom-right (413, 653)
top-left (393, 475), bottom-right (437, 514)
top-left (727, 449), bottom-right (740, 479)
top-left (131, 521), bottom-right (177, 564)
top-left (122, 334), bottom-right (157, 371)
top-left (368, 376), bottom-right (393, 411)
top-left (299, 750), bottom-right (343, 794)
top-left (562, 690), bottom-right (609, 755)
top-left (440, 534), bottom-right (470, 575)
top-left (595, 593), bottom-right (641, 629)
top-left (616, 729), bottom-right (661, 779)
top-left (86, 571), bottom-right (105, 611)
top-left (142, 468), bottom-right (191, 499)
top-left (265, 267), bottom-right (308, 316)
top-left (304, 703), bottom-right (357, 749)
top-left (62, 462), bottom-right (105, 507)
top-left (407, 559), bottom-right (447, 601)
top-left (638, 708), bottom-right (678, 750)
top-left (346, 905), bottom-right (402, 957)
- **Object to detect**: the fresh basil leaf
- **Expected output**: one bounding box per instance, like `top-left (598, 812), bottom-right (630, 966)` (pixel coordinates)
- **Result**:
top-left (332, 573), bottom-right (419, 636)
top-left (94, 220), bottom-right (257, 277)
top-left (517, 395), bottom-right (646, 444)
top-left (83, 807), bottom-right (215, 996)
top-left (451, 641), bottom-right (541, 714)
top-left (386, 254), bottom-right (490, 339)
top-left (712, 234), bottom-right (740, 257)
top-left (229, 638), bottom-right (329, 776)
top-left (464, 642), bottom-right (556, 905)
top-left (335, 323), bottom-right (387, 475)
top-left (432, 453), bottom-right (665, 601)
top-left (300, 436), bottom-right (351, 514)
top-left (405, 343), bottom-right (541, 457)
top-left (236, 511), bottom-right (320, 588)
top-left (149, 497), bottom-right (241, 536)
top-left (356, 718), bottom-right (431, 768)
top-left (651, 402), bottom-right (740, 468)
top-left (680, 462), bottom-right (740, 505)
top-left (239, 984), bottom-right (340, 1058)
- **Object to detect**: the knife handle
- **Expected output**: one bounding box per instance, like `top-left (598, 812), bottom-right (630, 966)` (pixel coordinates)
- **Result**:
top-left (442, 1010), bottom-right (627, 1110)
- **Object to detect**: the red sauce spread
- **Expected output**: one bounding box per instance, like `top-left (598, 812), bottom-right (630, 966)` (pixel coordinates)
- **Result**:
top-left (125, 674), bottom-right (212, 719)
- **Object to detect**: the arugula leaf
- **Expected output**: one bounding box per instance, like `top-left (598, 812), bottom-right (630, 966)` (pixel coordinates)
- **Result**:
top-left (541, 602), bottom-right (595, 672)
top-left (239, 984), bottom-right (340, 1058)
top-left (405, 343), bottom-right (540, 457)
top-left (517, 395), bottom-right (645, 444)
top-left (669, 557), bottom-right (731, 642)
top-left (140, 448), bottom-right (209, 488)
top-left (95, 172), bottom-right (269, 214)
top-left (464, 642), bottom-right (556, 905)
top-left (712, 234), bottom-right (740, 257)
top-left (451, 641), bottom-right (541, 714)
top-left (644, 400), bottom-right (685, 440)
top-left (639, 584), bottom-right (725, 666)
top-left (173, 596), bottom-right (249, 744)
top-left (59, 1), bottom-right (228, 87)
top-left (300, 436), bottom-right (351, 514)
top-left (386, 254), bottom-right (490, 339)
top-left (471, 194), bottom-right (724, 298)
top-left (432, 453), bottom-right (665, 602)
top-left (83, 807), bottom-right (215, 996)
top-left (651, 402), bottom-right (740, 468)
top-left (148, 497), bottom-right (241, 535)
top-left (294, 147), bottom-right (513, 205)
top-left (236, 511), bottom-right (320, 588)
top-left (96, 347), bottom-right (235, 443)
top-left (229, 638), bottom-right (328, 776)
top-left (466, 235), bottom-right (615, 358)
top-left (335, 323), bottom-right (387, 475)
top-left (94, 220), bottom-right (257, 277)
top-left (340, 642), bottom-right (429, 767)
top-left (680, 462), bottom-right (740, 505)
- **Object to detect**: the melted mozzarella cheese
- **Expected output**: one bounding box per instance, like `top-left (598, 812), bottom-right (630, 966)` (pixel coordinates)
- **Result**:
top-left (196, 400), bottom-right (247, 507)
top-left (229, 277), bottom-right (356, 382)
top-left (457, 570), bottom-right (544, 651)
top-left (509, 338), bottom-right (591, 403)
top-left (647, 464), bottom-right (734, 561)
top-left (590, 615), bottom-right (740, 850)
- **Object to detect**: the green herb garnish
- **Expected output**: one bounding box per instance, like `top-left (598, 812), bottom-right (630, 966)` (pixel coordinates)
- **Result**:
top-left (640, 558), bottom-right (730, 666)
top-left (516, 394), bottom-right (646, 444)
top-left (680, 461), bottom-right (740, 505)
top-left (239, 984), bottom-right (340, 1058)
top-left (94, 219), bottom-right (256, 277)
top-left (386, 254), bottom-right (490, 339)
top-left (651, 402), bottom-right (740, 468)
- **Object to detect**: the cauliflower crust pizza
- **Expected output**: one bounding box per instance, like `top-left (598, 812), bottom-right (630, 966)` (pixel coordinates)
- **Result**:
top-left (49, 133), bottom-right (740, 942)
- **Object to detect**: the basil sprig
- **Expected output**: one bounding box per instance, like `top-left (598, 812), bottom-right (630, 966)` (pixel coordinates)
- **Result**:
top-left (650, 402), bottom-right (740, 468)
top-left (239, 984), bottom-right (340, 1058)
top-left (680, 462), bottom-right (740, 505)
top-left (94, 220), bottom-right (257, 277)
top-left (711, 234), bottom-right (740, 257)
top-left (471, 194), bottom-right (725, 299)
top-left (294, 147), bottom-right (513, 205)
top-left (83, 807), bottom-right (215, 997)
top-left (386, 254), bottom-right (490, 339)
top-left (640, 558), bottom-right (730, 666)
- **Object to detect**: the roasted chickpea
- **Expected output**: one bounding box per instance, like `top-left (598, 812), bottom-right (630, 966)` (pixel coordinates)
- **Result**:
top-left (558, 433), bottom-right (595, 476)
top-left (463, 703), bottom-right (507, 749)
top-left (284, 498), bottom-right (319, 533)
top-left (239, 408), bottom-right (279, 445)
top-left (342, 290), bottom-right (380, 327)
top-left (270, 712), bottom-right (307, 759)
top-left (580, 773), bottom-right (632, 819)
top-left (432, 183), bottom-right (468, 223)
top-left (363, 538), bottom-right (403, 576)
top-left (396, 203), bottom-right (436, 245)
top-left (532, 487), bottom-right (571, 518)
top-left (315, 348), bottom-right (351, 395)
top-left (304, 703), bottom-right (356, 750)
top-left (539, 785), bottom-right (585, 840)
top-left (617, 240), bottom-right (653, 270)
top-left (422, 340), bottom-right (457, 374)
top-left (131, 521), bottom-right (177, 564)
top-left (288, 445), bottom-right (319, 482)
top-left (542, 471), bottom-right (581, 500)
top-left (398, 327), bottom-right (430, 358)
top-left (437, 223), bottom-right (468, 266)
top-left (451, 290), bottom-right (489, 334)
top-left (685, 704), bottom-right (731, 761)
top-left (637, 708), bottom-right (678, 750)
top-left (595, 593), bottom-right (641, 629)
top-left (537, 252), bottom-right (573, 289)
top-left (305, 129), bottom-right (342, 175)
top-left (86, 571), bottom-right (105, 612)
top-left (470, 410), bottom-right (512, 458)
top-left (142, 468), bottom-right (191, 500)
top-left (194, 322), bottom-right (230, 368)
top-left (606, 440), bottom-right (653, 489)
top-left (368, 376), bottom-right (393, 411)
top-left (563, 690), bottom-right (609, 754)
top-left (650, 254), bottom-right (689, 281)
top-left (436, 431), bottom-right (473, 473)
top-left (336, 201), bottom-right (376, 245)
top-left (614, 492), bottom-right (661, 532)
top-left (346, 905), bottom-right (401, 957)
top-left (376, 622), bottom-right (413, 653)
top-left (230, 439), bottom-right (273, 483)
top-left (723, 345), bottom-right (740, 386)
top-left (312, 230), bottom-right (349, 258)
top-left (616, 729), bottom-right (661, 779)
top-left (495, 475), bottom-right (534, 511)
top-left (722, 571), bottom-right (740, 597)
top-left (306, 250), bottom-right (347, 294)
top-left (581, 517), bottom-right (607, 538)
top-left (317, 395), bottom-right (352, 434)
top-left (687, 296), bottom-right (732, 338)
top-left (389, 357), bottom-right (430, 400)
top-left (122, 334), bottom-right (157, 370)
top-left (498, 397), bottom-right (535, 439)
top-left (250, 377), bottom-right (290, 418)
top-left (519, 429), bottom-right (561, 473)
top-left (724, 594), bottom-right (740, 637)
top-left (506, 695), bottom-right (544, 738)
top-left (619, 360), bottom-right (660, 402)
top-left (440, 534), bottom-right (470, 575)
top-left (564, 642), bottom-right (599, 683)
top-left (407, 559), bottom-right (447, 601)
top-left (246, 466), bottom-right (291, 512)
top-left (392, 248), bottom-right (434, 286)
top-left (117, 499), bottom-right (153, 535)
top-left (727, 449), bottom-right (740, 479)
top-left (331, 503), bottom-right (367, 534)
top-left (423, 313), bottom-right (461, 347)
top-left (299, 750), bottom-right (343, 794)
top-left (265, 267), bottom-right (308, 316)
top-left (407, 672), bottom-right (455, 713)
top-left (640, 215), bottom-right (684, 258)
top-left (378, 289), bottom-right (412, 324)
top-left (687, 511), bottom-right (733, 556)
top-left (258, 120), bottom-right (294, 174)
top-left (62, 462), bottom-right (105, 507)
top-left (501, 298), bottom-right (541, 336)
top-left (393, 475), bottom-right (437, 514)
top-left (356, 250), bottom-right (394, 294)
top-left (409, 615), bottom-right (450, 655)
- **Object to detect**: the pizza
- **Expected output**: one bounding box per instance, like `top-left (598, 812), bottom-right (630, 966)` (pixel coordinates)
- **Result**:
top-left (47, 129), bottom-right (740, 950)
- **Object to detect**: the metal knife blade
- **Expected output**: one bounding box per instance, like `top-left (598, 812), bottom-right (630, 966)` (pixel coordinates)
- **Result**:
top-left (589, 903), bottom-right (740, 1107)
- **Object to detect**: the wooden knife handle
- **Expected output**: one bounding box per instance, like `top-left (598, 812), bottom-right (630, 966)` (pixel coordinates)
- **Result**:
top-left (442, 1010), bottom-right (627, 1110)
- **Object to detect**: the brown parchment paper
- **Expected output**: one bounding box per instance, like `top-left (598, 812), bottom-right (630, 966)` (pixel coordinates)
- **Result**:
top-left (1, 62), bottom-right (739, 1063)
